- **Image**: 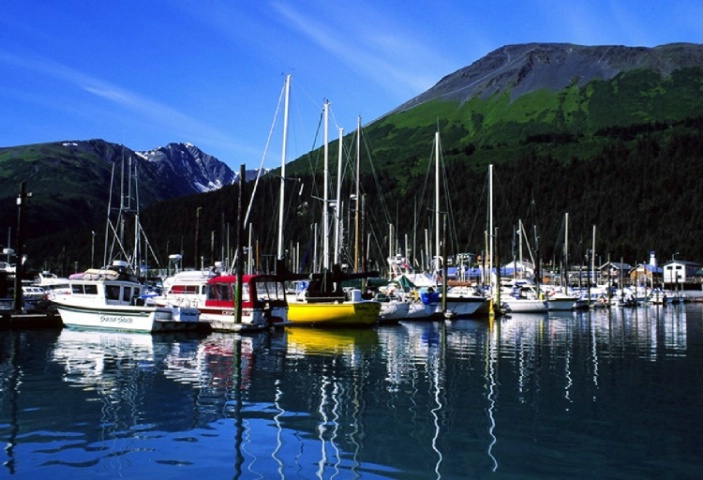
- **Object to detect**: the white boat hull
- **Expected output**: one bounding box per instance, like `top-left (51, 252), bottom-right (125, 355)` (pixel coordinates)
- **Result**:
top-left (548, 298), bottom-right (578, 311)
top-left (444, 296), bottom-right (490, 318)
top-left (55, 303), bottom-right (200, 333)
top-left (404, 301), bottom-right (437, 320)
top-left (504, 299), bottom-right (549, 313)
top-left (379, 300), bottom-right (411, 322)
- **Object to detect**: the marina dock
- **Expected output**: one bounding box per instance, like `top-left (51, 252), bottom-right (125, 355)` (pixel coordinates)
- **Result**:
top-left (0, 311), bottom-right (62, 329)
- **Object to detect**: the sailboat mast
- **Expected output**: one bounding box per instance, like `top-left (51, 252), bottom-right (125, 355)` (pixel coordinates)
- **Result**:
top-left (277, 74), bottom-right (290, 262)
top-left (354, 116), bottom-right (361, 272)
top-left (489, 164), bottom-right (494, 288)
top-left (133, 158), bottom-right (140, 273)
top-left (334, 126), bottom-right (343, 266)
top-left (434, 131), bottom-right (440, 274)
top-left (564, 212), bottom-right (569, 286)
top-left (518, 219), bottom-right (523, 279)
top-left (388, 223), bottom-right (393, 278)
top-left (322, 100), bottom-right (330, 270)
top-left (591, 224), bottom-right (596, 285)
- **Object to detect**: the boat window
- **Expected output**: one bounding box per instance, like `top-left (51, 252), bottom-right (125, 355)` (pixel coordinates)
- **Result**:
top-left (172, 285), bottom-right (199, 294)
top-left (106, 285), bottom-right (121, 301)
top-left (255, 280), bottom-right (285, 301)
top-left (84, 284), bottom-right (98, 295)
top-left (122, 286), bottom-right (132, 302)
top-left (206, 283), bottom-right (250, 302)
top-left (71, 284), bottom-right (83, 294)
top-left (207, 283), bottom-right (232, 301)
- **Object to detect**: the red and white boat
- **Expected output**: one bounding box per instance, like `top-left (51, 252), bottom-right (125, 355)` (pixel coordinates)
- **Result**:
top-left (198, 274), bottom-right (289, 332)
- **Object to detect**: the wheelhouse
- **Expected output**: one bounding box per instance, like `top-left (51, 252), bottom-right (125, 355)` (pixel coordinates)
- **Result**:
top-left (205, 274), bottom-right (287, 308)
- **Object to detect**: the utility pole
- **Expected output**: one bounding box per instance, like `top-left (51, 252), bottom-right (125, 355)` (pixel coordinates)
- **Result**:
top-left (13, 182), bottom-right (31, 312)
top-left (194, 206), bottom-right (202, 269)
top-left (235, 164), bottom-right (244, 325)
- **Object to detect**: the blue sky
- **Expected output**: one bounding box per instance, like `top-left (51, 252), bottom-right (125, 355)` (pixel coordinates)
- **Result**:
top-left (1, 1), bottom-right (700, 170)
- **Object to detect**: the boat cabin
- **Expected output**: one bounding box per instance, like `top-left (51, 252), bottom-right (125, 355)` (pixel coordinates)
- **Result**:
top-left (205, 274), bottom-right (287, 309)
top-left (68, 279), bottom-right (144, 306)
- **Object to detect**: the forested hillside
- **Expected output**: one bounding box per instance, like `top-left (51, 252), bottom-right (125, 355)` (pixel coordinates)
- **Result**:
top-left (128, 116), bottom-right (701, 277)
top-left (3, 43), bottom-right (702, 276)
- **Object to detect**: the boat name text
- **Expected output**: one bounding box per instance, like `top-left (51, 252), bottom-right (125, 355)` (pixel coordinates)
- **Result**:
top-left (99, 315), bottom-right (133, 324)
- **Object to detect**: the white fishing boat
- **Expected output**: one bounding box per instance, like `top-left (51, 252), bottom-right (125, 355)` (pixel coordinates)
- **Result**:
top-left (52, 260), bottom-right (201, 333)
top-left (52, 152), bottom-right (203, 333)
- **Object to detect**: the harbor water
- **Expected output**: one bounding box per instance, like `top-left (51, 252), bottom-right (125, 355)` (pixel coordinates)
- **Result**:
top-left (1, 304), bottom-right (701, 479)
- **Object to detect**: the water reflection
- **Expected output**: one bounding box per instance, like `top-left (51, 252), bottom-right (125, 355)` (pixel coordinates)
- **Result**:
top-left (0, 304), bottom-right (700, 479)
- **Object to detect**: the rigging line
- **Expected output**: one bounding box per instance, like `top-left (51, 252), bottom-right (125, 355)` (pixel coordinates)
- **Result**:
top-left (461, 174), bottom-right (488, 255)
top-left (242, 77), bottom-right (285, 232)
top-left (437, 138), bottom-right (461, 254)
top-left (360, 128), bottom-right (393, 225)
top-left (553, 213), bottom-right (567, 258)
top-left (103, 162), bottom-right (116, 267)
top-left (303, 110), bottom-right (324, 214)
top-left (412, 137), bottom-right (436, 248)
top-left (229, 77), bottom-right (286, 272)
top-left (492, 167), bottom-right (517, 226)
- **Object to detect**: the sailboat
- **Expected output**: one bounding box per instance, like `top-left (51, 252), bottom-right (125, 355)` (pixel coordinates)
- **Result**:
top-left (545, 213), bottom-right (582, 311)
top-left (279, 98), bottom-right (380, 326)
top-left (430, 131), bottom-right (489, 319)
top-left (52, 156), bottom-right (202, 333)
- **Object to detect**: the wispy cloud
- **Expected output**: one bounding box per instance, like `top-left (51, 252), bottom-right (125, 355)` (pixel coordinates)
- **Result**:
top-left (272, 3), bottom-right (452, 97)
top-left (0, 51), bottom-right (249, 154)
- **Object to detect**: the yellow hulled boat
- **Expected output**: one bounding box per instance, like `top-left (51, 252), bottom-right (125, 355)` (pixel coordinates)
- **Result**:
top-left (287, 300), bottom-right (380, 326)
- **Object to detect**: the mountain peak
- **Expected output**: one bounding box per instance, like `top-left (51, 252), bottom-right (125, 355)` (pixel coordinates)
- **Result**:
top-left (394, 42), bottom-right (703, 112)
top-left (136, 142), bottom-right (236, 193)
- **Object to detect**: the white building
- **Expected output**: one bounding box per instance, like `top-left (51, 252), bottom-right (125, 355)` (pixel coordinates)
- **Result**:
top-left (663, 260), bottom-right (701, 284)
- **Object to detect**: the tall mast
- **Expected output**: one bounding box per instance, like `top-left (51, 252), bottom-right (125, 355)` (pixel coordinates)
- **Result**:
top-left (322, 100), bottom-right (330, 270)
top-left (354, 116), bottom-right (361, 272)
top-left (518, 219), bottom-right (523, 278)
top-left (434, 131), bottom-right (440, 274)
top-left (277, 74), bottom-right (290, 262)
top-left (334, 126), bottom-right (343, 265)
top-left (489, 164), bottom-right (494, 289)
top-left (564, 212), bottom-right (569, 286)
top-left (591, 224), bottom-right (596, 285)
